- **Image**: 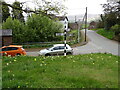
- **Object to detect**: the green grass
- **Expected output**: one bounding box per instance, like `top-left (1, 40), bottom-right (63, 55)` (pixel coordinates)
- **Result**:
top-left (97, 29), bottom-right (115, 40)
top-left (2, 53), bottom-right (119, 88)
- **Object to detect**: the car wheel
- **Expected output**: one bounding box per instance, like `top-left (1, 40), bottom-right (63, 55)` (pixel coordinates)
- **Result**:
top-left (45, 53), bottom-right (51, 56)
top-left (67, 52), bottom-right (72, 55)
top-left (16, 53), bottom-right (21, 56)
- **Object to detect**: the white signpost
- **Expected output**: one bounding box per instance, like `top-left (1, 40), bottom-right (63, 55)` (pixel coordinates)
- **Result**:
top-left (64, 21), bottom-right (67, 57)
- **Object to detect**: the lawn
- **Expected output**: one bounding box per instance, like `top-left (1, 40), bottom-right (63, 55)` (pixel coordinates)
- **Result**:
top-left (2, 53), bottom-right (119, 88)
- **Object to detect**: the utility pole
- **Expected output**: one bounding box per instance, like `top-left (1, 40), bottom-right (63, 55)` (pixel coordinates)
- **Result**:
top-left (85, 7), bottom-right (87, 42)
top-left (78, 19), bottom-right (80, 43)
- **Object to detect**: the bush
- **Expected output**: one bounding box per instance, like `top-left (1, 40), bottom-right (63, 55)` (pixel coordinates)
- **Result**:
top-left (97, 29), bottom-right (115, 40)
top-left (111, 24), bottom-right (120, 35)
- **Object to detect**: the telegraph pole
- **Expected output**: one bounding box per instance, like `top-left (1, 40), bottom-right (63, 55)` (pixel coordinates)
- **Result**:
top-left (85, 7), bottom-right (87, 42)
top-left (78, 19), bottom-right (80, 43)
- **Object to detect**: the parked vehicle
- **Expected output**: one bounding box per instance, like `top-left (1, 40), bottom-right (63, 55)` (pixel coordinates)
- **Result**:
top-left (39, 44), bottom-right (73, 56)
top-left (0, 45), bottom-right (26, 56)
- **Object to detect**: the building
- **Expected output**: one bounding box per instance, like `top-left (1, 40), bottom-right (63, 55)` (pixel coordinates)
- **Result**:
top-left (0, 29), bottom-right (12, 46)
top-left (55, 16), bottom-right (69, 31)
top-left (68, 23), bottom-right (78, 30)
top-left (88, 21), bottom-right (97, 29)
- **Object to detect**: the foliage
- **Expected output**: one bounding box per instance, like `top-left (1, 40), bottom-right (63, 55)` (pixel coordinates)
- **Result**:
top-left (111, 24), bottom-right (120, 35)
top-left (26, 14), bottom-right (63, 42)
top-left (33, 0), bottom-right (66, 15)
top-left (97, 28), bottom-right (115, 40)
top-left (1, 1), bottom-right (10, 22)
top-left (2, 53), bottom-right (118, 88)
top-left (12, 1), bottom-right (24, 22)
top-left (2, 17), bottom-right (26, 43)
top-left (101, 1), bottom-right (120, 30)
top-left (2, 14), bottom-right (63, 43)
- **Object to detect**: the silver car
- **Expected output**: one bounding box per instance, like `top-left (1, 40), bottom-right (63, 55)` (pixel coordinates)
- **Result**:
top-left (39, 44), bottom-right (73, 56)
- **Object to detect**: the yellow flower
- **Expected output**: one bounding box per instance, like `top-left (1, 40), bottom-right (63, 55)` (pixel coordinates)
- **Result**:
top-left (18, 86), bottom-right (20, 88)
top-left (42, 61), bottom-right (44, 63)
top-left (6, 63), bottom-right (9, 66)
top-left (73, 60), bottom-right (75, 63)
top-left (40, 64), bottom-right (42, 66)
top-left (14, 60), bottom-right (16, 62)
top-left (34, 58), bottom-right (37, 61)
top-left (8, 70), bottom-right (11, 73)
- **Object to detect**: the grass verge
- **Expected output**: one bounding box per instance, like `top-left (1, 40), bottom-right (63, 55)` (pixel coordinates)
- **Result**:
top-left (2, 53), bottom-right (119, 88)
top-left (96, 29), bottom-right (115, 40)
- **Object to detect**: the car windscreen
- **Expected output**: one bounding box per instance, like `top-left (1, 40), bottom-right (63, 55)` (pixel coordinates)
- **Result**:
top-left (46, 47), bottom-right (53, 50)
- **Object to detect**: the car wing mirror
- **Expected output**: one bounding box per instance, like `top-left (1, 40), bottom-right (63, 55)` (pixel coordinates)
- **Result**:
top-left (51, 49), bottom-right (53, 51)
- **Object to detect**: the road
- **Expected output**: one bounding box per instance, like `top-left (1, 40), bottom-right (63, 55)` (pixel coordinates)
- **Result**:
top-left (27, 30), bottom-right (119, 56)
top-left (73, 30), bottom-right (119, 56)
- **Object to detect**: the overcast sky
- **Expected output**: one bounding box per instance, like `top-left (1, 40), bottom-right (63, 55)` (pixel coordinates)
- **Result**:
top-left (5, 0), bottom-right (107, 15)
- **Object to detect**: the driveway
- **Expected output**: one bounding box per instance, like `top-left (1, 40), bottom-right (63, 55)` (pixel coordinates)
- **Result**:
top-left (73, 30), bottom-right (119, 56)
top-left (27, 30), bottom-right (119, 56)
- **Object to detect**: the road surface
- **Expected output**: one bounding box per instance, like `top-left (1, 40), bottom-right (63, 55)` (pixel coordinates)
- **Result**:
top-left (27, 30), bottom-right (119, 56)
top-left (73, 30), bottom-right (119, 56)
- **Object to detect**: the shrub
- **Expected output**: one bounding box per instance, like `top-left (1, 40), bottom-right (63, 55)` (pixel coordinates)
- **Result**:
top-left (111, 24), bottom-right (120, 35)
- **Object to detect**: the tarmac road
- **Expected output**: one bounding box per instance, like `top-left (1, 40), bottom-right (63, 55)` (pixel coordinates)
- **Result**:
top-left (73, 30), bottom-right (119, 56)
top-left (27, 30), bottom-right (119, 56)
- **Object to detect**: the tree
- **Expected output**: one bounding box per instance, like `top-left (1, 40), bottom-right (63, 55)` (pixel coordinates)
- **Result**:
top-left (1, 1), bottom-right (10, 22)
top-left (102, 1), bottom-right (120, 30)
top-left (2, 17), bottom-right (26, 43)
top-left (2, 14), bottom-right (63, 43)
top-left (26, 14), bottom-right (63, 42)
top-left (33, 0), bottom-right (66, 15)
top-left (2, 0), bottom-right (66, 20)
top-left (12, 1), bottom-right (24, 22)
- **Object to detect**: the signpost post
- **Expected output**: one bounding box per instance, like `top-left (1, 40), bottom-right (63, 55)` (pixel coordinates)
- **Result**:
top-left (64, 21), bottom-right (67, 57)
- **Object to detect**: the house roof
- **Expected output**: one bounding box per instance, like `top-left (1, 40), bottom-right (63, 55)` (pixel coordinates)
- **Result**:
top-left (0, 29), bottom-right (12, 36)
top-left (55, 16), bottom-right (69, 21)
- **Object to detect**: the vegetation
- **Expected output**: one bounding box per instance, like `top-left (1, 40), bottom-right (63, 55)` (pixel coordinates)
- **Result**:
top-left (2, 14), bottom-right (63, 43)
top-left (95, 1), bottom-right (120, 41)
top-left (97, 28), bottom-right (115, 40)
top-left (1, 0), bottom-right (66, 43)
top-left (1, 1), bottom-right (10, 22)
top-left (12, 1), bottom-right (24, 22)
top-left (2, 53), bottom-right (118, 88)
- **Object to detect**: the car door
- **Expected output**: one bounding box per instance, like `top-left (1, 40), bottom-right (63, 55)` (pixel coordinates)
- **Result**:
top-left (50, 46), bottom-right (60, 55)
top-left (58, 46), bottom-right (65, 55)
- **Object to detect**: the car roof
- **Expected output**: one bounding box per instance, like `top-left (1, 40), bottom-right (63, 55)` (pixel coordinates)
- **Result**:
top-left (2, 45), bottom-right (22, 48)
top-left (53, 44), bottom-right (69, 47)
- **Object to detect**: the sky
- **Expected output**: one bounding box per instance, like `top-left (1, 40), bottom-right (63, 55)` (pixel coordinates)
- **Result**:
top-left (4, 0), bottom-right (107, 15)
